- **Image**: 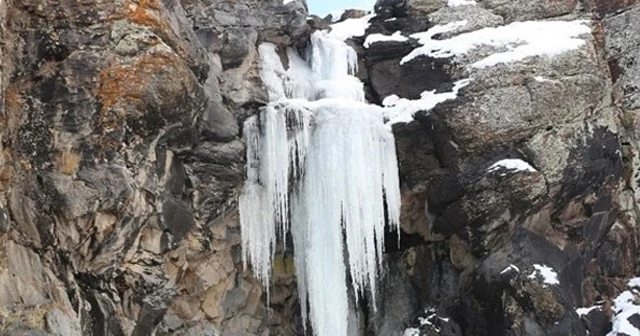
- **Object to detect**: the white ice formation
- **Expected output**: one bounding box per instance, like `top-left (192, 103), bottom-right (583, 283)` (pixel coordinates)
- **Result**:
top-left (239, 21), bottom-right (401, 336)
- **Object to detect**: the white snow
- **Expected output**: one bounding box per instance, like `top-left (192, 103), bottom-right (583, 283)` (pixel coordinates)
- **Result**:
top-left (328, 14), bottom-right (374, 41)
top-left (488, 159), bottom-right (537, 175)
top-left (528, 264), bottom-right (560, 286)
top-left (402, 20), bottom-right (591, 68)
top-left (576, 306), bottom-right (602, 317)
top-left (364, 31), bottom-right (408, 48)
top-left (242, 26), bottom-right (401, 336)
top-left (403, 328), bottom-right (420, 336)
top-left (534, 76), bottom-right (557, 83)
top-left (447, 0), bottom-right (476, 7)
top-left (608, 289), bottom-right (640, 336)
top-left (628, 277), bottom-right (640, 288)
top-left (382, 78), bottom-right (472, 124)
top-left (500, 264), bottom-right (520, 275)
top-left (402, 308), bottom-right (447, 335)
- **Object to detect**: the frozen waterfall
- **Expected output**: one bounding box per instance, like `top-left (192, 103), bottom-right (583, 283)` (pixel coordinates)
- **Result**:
top-left (239, 29), bottom-right (401, 336)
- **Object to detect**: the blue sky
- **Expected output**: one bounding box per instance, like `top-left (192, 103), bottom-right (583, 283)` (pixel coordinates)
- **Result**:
top-left (307, 0), bottom-right (375, 16)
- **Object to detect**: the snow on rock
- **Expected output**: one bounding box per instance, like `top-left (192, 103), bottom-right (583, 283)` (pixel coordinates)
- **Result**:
top-left (628, 277), bottom-right (640, 289)
top-left (534, 76), bottom-right (558, 83)
top-left (528, 264), bottom-right (560, 286)
top-left (403, 328), bottom-right (420, 336)
top-left (243, 24), bottom-right (401, 336)
top-left (500, 264), bottom-right (520, 275)
top-left (609, 285), bottom-right (640, 336)
top-left (328, 14), bottom-right (374, 41)
top-left (382, 78), bottom-right (472, 124)
top-left (447, 0), bottom-right (476, 7)
top-left (402, 307), bottom-right (453, 335)
top-left (606, 278), bottom-right (640, 336)
top-left (576, 305), bottom-right (602, 317)
top-left (488, 159), bottom-right (537, 175)
top-left (364, 31), bottom-right (408, 48)
top-left (402, 20), bottom-right (591, 68)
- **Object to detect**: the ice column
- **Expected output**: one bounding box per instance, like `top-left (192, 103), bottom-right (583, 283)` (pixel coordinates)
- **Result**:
top-left (239, 29), bottom-right (400, 336)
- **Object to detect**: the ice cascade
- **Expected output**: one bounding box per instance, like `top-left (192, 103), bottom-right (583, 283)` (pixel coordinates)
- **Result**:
top-left (239, 30), bottom-right (401, 336)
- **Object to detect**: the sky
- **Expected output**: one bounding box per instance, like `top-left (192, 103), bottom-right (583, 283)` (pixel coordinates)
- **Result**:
top-left (307, 0), bottom-right (375, 16)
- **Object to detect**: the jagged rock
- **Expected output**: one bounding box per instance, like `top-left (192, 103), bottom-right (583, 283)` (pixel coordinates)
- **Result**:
top-left (375, 0), bottom-right (444, 17)
top-left (0, 0), bottom-right (307, 334)
top-left (603, 5), bottom-right (640, 109)
top-left (478, 0), bottom-right (577, 22)
top-left (1, 0), bottom-right (640, 334)
top-left (308, 15), bottom-right (331, 31)
top-left (340, 9), bottom-right (371, 21)
top-left (587, 0), bottom-right (640, 16)
top-left (354, 1), bottom-right (636, 335)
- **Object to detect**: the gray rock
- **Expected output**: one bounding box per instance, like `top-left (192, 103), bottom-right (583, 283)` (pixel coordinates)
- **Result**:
top-left (45, 309), bottom-right (81, 336)
top-left (201, 101), bottom-right (239, 142)
top-left (375, 0), bottom-right (444, 17)
top-left (478, 0), bottom-right (577, 22)
top-left (428, 5), bottom-right (504, 35)
top-left (1, 0), bottom-right (639, 335)
top-left (604, 6), bottom-right (640, 109)
top-left (161, 198), bottom-right (196, 243)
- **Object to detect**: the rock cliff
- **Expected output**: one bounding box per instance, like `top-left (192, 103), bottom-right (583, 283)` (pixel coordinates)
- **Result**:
top-left (0, 0), bottom-right (639, 335)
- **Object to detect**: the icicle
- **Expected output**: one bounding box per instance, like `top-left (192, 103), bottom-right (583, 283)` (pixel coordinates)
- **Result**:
top-left (241, 28), bottom-right (402, 336)
top-left (382, 123), bottom-right (402, 247)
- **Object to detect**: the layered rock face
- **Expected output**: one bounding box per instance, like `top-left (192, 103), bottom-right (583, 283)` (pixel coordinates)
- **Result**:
top-left (360, 0), bottom-right (640, 335)
top-left (0, 0), bottom-right (639, 335)
top-left (0, 0), bottom-right (308, 335)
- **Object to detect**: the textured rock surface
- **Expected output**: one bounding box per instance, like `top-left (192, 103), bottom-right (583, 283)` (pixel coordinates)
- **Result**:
top-left (361, 0), bottom-right (640, 336)
top-left (1, 0), bottom-right (640, 335)
top-left (0, 0), bottom-right (307, 334)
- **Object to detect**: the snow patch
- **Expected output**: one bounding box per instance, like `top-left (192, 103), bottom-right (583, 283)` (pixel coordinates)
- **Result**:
top-left (528, 264), bottom-right (560, 286)
top-left (534, 76), bottom-right (556, 82)
top-left (403, 308), bottom-right (449, 335)
top-left (382, 78), bottom-right (472, 124)
top-left (628, 277), bottom-right (640, 288)
top-left (608, 288), bottom-right (640, 336)
top-left (576, 306), bottom-right (602, 317)
top-left (364, 31), bottom-right (408, 48)
top-left (403, 328), bottom-right (420, 336)
top-left (328, 14), bottom-right (374, 41)
top-left (402, 20), bottom-right (591, 68)
top-left (448, 0), bottom-right (477, 7)
top-left (488, 159), bottom-right (536, 175)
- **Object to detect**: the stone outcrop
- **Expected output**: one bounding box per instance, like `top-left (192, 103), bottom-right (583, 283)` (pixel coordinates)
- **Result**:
top-left (360, 0), bottom-right (640, 335)
top-left (1, 0), bottom-right (640, 335)
top-left (0, 0), bottom-right (307, 334)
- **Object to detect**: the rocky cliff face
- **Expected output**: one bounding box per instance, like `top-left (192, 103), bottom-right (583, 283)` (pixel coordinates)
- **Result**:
top-left (0, 0), bottom-right (308, 334)
top-left (0, 0), bottom-right (639, 335)
top-left (361, 0), bottom-right (640, 335)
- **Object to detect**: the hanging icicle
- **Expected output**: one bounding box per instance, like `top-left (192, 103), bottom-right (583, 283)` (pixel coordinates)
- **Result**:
top-left (239, 28), bottom-right (401, 336)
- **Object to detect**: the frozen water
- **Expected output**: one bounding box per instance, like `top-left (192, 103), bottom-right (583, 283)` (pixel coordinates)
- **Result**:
top-left (241, 29), bottom-right (401, 336)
